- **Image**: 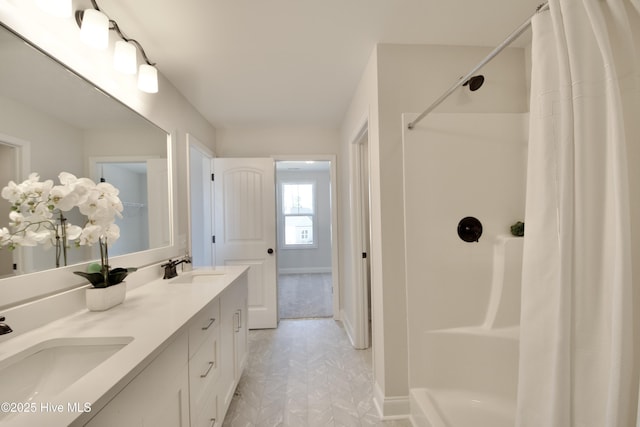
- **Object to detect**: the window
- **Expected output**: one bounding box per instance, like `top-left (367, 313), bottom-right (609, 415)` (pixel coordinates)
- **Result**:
top-left (282, 183), bottom-right (315, 247)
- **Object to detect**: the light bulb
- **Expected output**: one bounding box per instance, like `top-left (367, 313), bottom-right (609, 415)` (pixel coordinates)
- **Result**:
top-left (79, 9), bottom-right (109, 50)
top-left (113, 40), bottom-right (137, 74)
top-left (138, 64), bottom-right (158, 93)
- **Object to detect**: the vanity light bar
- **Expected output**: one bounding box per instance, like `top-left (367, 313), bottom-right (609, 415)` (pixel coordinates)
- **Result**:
top-left (39, 0), bottom-right (159, 93)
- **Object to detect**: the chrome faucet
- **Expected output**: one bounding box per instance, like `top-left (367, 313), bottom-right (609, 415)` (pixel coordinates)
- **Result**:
top-left (0, 316), bottom-right (12, 335)
top-left (161, 256), bottom-right (192, 279)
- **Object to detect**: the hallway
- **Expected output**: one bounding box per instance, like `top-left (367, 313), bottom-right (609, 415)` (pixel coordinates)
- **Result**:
top-left (278, 273), bottom-right (333, 319)
top-left (222, 319), bottom-right (411, 427)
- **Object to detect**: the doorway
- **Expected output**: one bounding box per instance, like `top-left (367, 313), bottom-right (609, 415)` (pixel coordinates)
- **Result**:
top-left (0, 143), bottom-right (15, 277)
top-left (275, 158), bottom-right (337, 320)
top-left (187, 134), bottom-right (215, 267)
top-left (352, 125), bottom-right (372, 349)
top-left (0, 134), bottom-right (30, 276)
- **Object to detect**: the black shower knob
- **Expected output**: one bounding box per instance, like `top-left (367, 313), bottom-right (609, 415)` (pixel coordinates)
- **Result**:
top-left (457, 216), bottom-right (483, 242)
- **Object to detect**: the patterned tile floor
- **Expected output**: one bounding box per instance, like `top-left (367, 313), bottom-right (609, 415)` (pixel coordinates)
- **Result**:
top-left (222, 319), bottom-right (412, 427)
top-left (278, 273), bottom-right (333, 319)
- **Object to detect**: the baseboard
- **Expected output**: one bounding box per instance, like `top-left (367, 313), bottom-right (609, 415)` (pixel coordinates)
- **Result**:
top-left (278, 267), bottom-right (332, 275)
top-left (373, 382), bottom-right (411, 420)
top-left (341, 308), bottom-right (357, 347)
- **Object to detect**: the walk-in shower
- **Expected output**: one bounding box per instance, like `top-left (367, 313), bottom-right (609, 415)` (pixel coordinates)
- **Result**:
top-left (402, 112), bottom-right (527, 427)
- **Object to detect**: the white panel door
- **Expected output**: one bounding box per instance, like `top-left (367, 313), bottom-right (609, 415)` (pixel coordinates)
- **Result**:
top-left (213, 158), bottom-right (277, 329)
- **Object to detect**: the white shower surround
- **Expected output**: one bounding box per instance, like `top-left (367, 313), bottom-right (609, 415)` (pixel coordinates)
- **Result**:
top-left (402, 113), bottom-right (527, 426)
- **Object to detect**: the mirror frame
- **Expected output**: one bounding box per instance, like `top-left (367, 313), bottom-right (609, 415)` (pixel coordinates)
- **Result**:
top-left (0, 23), bottom-right (179, 309)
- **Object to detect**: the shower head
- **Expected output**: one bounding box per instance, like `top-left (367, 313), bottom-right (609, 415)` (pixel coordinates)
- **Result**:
top-left (463, 75), bottom-right (485, 91)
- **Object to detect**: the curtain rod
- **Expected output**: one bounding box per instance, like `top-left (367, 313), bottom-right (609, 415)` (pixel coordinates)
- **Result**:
top-left (407, 2), bottom-right (549, 130)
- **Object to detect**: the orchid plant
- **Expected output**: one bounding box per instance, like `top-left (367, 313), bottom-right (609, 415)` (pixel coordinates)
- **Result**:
top-left (0, 172), bottom-right (136, 287)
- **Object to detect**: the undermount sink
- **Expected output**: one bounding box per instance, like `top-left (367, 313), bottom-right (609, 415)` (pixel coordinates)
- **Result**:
top-left (0, 336), bottom-right (133, 419)
top-left (170, 270), bottom-right (226, 284)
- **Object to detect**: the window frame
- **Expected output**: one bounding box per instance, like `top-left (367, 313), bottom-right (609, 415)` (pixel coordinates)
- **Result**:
top-left (280, 180), bottom-right (318, 249)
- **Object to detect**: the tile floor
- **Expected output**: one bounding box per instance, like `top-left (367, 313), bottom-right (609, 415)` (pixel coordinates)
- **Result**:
top-left (222, 319), bottom-right (412, 427)
top-left (278, 273), bottom-right (333, 319)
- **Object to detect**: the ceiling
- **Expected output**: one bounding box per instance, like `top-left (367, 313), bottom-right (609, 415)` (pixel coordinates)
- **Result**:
top-left (101, 0), bottom-right (543, 129)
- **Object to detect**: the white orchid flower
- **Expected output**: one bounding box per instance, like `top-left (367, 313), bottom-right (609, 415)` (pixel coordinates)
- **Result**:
top-left (50, 184), bottom-right (81, 212)
top-left (0, 227), bottom-right (10, 245)
top-left (13, 229), bottom-right (51, 247)
top-left (8, 211), bottom-right (24, 228)
top-left (65, 224), bottom-right (83, 241)
top-left (57, 172), bottom-right (78, 185)
top-left (78, 224), bottom-right (102, 246)
top-left (1, 170), bottom-right (125, 283)
top-left (101, 223), bottom-right (120, 244)
top-left (1, 180), bottom-right (22, 203)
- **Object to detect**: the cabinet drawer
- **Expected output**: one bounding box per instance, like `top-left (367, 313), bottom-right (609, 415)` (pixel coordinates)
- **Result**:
top-left (189, 326), bottom-right (219, 415)
top-left (193, 390), bottom-right (218, 427)
top-left (189, 298), bottom-right (220, 358)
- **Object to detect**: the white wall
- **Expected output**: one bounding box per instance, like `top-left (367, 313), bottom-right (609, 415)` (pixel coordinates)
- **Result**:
top-left (403, 112), bottom-right (527, 387)
top-left (216, 126), bottom-right (339, 157)
top-left (340, 43), bottom-right (528, 417)
top-left (0, 95), bottom-right (84, 180)
top-left (83, 128), bottom-right (167, 164)
top-left (338, 47), bottom-right (382, 386)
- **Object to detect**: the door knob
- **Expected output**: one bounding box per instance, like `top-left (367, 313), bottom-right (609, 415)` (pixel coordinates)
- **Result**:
top-left (267, 248), bottom-right (274, 254)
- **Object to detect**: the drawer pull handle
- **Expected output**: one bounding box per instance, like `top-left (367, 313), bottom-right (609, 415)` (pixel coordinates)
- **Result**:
top-left (202, 318), bottom-right (216, 330)
top-left (209, 418), bottom-right (216, 427)
top-left (200, 361), bottom-right (215, 378)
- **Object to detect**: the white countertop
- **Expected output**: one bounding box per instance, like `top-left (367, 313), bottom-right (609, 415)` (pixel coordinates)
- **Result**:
top-left (0, 265), bottom-right (249, 427)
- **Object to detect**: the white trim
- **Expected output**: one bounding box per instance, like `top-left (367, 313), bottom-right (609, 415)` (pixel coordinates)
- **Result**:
top-left (272, 154), bottom-right (340, 322)
top-left (0, 133), bottom-right (31, 180)
top-left (0, 134), bottom-right (32, 275)
top-left (349, 118), bottom-right (371, 349)
top-left (87, 155), bottom-right (161, 182)
top-left (341, 308), bottom-right (358, 348)
top-left (186, 133), bottom-right (216, 264)
top-left (373, 382), bottom-right (411, 420)
top-left (278, 267), bottom-right (332, 275)
top-left (279, 180), bottom-right (319, 249)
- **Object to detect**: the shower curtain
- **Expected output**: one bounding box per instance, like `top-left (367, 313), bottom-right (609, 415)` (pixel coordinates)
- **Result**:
top-left (517, 1), bottom-right (640, 426)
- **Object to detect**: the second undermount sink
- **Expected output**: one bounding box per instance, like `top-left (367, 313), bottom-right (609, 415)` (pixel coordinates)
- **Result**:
top-left (0, 336), bottom-right (133, 420)
top-left (170, 269), bottom-right (226, 284)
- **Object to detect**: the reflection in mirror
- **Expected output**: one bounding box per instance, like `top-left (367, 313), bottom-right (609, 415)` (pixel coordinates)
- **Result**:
top-left (0, 24), bottom-right (170, 278)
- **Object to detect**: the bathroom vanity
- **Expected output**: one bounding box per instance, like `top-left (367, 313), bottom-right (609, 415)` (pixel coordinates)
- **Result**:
top-left (0, 266), bottom-right (248, 427)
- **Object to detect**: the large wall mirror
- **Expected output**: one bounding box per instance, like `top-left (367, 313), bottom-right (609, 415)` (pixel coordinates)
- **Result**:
top-left (0, 23), bottom-right (171, 286)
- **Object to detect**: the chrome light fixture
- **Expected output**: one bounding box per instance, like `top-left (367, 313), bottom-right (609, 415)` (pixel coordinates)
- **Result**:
top-left (35, 0), bottom-right (72, 17)
top-left (74, 0), bottom-right (158, 93)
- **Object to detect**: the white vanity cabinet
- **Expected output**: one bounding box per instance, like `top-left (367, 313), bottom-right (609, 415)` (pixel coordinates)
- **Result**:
top-left (85, 332), bottom-right (190, 427)
top-left (188, 298), bottom-right (221, 427)
top-left (218, 271), bottom-right (249, 416)
top-left (81, 269), bottom-right (248, 427)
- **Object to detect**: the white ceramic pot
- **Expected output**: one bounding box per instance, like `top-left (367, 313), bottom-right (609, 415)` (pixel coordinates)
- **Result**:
top-left (86, 282), bottom-right (126, 311)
